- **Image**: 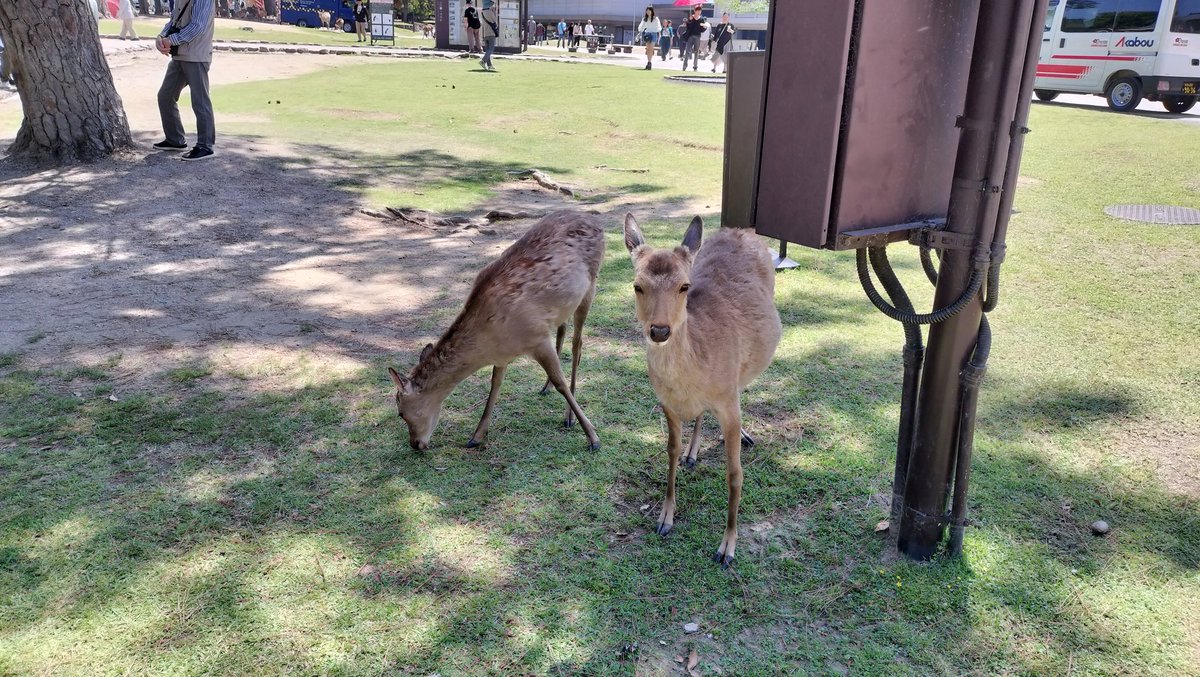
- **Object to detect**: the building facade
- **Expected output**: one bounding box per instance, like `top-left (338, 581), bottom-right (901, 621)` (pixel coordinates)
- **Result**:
top-left (528, 1), bottom-right (767, 47)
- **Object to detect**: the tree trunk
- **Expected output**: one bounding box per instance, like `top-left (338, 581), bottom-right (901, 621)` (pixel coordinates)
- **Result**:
top-left (0, 0), bottom-right (133, 164)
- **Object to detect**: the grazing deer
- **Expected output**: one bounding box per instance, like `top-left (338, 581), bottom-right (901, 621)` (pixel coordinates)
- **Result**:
top-left (623, 214), bottom-right (781, 568)
top-left (387, 211), bottom-right (605, 451)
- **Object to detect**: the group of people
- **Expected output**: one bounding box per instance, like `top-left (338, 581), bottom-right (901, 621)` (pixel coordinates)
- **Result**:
top-left (639, 4), bottom-right (735, 73)
top-left (550, 19), bottom-right (599, 48)
top-left (461, 0), bottom-right (500, 71)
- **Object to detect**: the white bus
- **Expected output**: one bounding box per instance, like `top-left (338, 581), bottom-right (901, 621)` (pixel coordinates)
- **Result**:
top-left (1035, 0), bottom-right (1200, 113)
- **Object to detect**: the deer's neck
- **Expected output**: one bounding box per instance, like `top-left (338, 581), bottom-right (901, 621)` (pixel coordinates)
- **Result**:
top-left (411, 320), bottom-right (489, 396)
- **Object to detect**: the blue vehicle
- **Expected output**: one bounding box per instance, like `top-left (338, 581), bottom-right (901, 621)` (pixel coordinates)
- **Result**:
top-left (280, 0), bottom-right (356, 31)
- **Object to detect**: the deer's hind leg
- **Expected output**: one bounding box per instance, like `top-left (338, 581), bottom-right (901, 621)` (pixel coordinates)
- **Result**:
top-left (532, 336), bottom-right (599, 450)
top-left (712, 399), bottom-right (744, 569)
top-left (563, 284), bottom-right (595, 428)
top-left (683, 416), bottom-right (703, 469)
top-left (540, 323), bottom-right (567, 395)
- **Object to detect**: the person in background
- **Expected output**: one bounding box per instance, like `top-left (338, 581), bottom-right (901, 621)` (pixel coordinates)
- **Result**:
top-left (556, 18), bottom-right (566, 48)
top-left (154, 0), bottom-right (216, 160)
top-left (659, 19), bottom-right (673, 61)
top-left (710, 11), bottom-right (735, 73)
top-left (636, 6), bottom-right (660, 71)
top-left (571, 22), bottom-right (581, 47)
top-left (535, 22), bottom-right (544, 45)
top-left (353, 0), bottom-right (369, 42)
top-left (676, 15), bottom-right (688, 60)
top-left (118, 0), bottom-right (140, 39)
top-left (526, 15), bottom-right (536, 47)
top-left (681, 5), bottom-right (707, 72)
top-left (463, 0), bottom-right (482, 54)
top-left (479, 0), bottom-right (499, 71)
top-left (0, 34), bottom-right (14, 88)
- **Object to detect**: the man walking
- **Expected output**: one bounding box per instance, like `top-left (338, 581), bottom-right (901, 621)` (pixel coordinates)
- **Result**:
top-left (154, 0), bottom-right (216, 161)
top-left (556, 18), bottom-right (566, 48)
top-left (479, 0), bottom-right (499, 71)
top-left (681, 5), bottom-right (706, 72)
top-left (463, 0), bottom-right (482, 54)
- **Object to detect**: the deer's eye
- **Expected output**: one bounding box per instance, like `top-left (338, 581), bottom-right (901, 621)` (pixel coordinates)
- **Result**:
top-left (680, 284), bottom-right (691, 294)
top-left (634, 285), bottom-right (644, 294)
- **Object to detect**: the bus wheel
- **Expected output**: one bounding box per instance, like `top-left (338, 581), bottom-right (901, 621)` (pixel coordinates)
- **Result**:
top-left (1163, 95), bottom-right (1197, 114)
top-left (297, 18), bottom-right (308, 27)
top-left (1034, 89), bottom-right (1058, 102)
top-left (1105, 77), bottom-right (1142, 112)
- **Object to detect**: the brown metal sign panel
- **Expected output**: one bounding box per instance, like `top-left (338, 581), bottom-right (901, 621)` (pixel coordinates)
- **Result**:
top-left (749, 0), bottom-right (977, 250)
top-left (753, 0), bottom-right (855, 248)
top-left (722, 51), bottom-right (766, 228)
top-left (829, 1), bottom-right (977, 248)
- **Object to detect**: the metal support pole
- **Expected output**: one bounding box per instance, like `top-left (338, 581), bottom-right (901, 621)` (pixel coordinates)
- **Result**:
top-left (897, 0), bottom-right (1032, 560)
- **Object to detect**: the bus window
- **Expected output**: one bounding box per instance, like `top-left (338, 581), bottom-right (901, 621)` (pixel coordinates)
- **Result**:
top-left (1114, 0), bottom-right (1159, 31)
top-left (1062, 0), bottom-right (1118, 32)
top-left (1046, 0), bottom-right (1060, 31)
top-left (1175, 0), bottom-right (1200, 32)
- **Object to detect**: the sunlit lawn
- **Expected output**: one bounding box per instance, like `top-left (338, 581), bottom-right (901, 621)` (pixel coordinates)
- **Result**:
top-left (1, 59), bottom-right (1197, 675)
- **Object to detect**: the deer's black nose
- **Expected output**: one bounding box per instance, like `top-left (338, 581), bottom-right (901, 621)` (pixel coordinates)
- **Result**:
top-left (649, 325), bottom-right (671, 342)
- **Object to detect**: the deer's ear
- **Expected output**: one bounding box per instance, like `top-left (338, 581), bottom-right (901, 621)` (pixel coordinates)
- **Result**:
top-left (623, 213), bottom-right (646, 254)
top-left (419, 343), bottom-right (435, 363)
top-left (681, 216), bottom-right (703, 254)
top-left (388, 367), bottom-right (414, 393)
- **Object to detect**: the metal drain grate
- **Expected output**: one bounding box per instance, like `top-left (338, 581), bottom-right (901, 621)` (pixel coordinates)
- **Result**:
top-left (1104, 204), bottom-right (1200, 225)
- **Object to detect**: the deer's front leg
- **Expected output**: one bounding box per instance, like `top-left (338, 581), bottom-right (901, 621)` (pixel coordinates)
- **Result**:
top-left (467, 363), bottom-right (508, 448)
top-left (656, 407), bottom-right (683, 536)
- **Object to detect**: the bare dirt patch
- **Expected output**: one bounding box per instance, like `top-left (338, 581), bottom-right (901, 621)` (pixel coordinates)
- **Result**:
top-left (0, 137), bottom-right (583, 391)
top-left (1107, 423), bottom-right (1200, 499)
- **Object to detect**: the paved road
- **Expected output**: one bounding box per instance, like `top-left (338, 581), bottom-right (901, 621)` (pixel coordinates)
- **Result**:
top-left (1034, 91), bottom-right (1200, 123)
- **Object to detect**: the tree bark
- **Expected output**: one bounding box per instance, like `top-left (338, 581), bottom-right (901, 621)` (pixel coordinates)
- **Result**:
top-left (0, 0), bottom-right (133, 164)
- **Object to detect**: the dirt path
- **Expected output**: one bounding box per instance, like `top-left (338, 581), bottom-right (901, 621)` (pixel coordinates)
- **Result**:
top-left (0, 49), bottom-right (711, 393)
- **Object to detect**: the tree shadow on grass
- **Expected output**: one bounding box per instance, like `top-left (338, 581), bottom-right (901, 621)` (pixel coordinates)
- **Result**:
top-left (0, 141), bottom-right (1196, 673)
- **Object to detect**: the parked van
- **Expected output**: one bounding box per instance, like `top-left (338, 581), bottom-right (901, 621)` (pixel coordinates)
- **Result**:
top-left (280, 0), bottom-right (355, 31)
top-left (1036, 0), bottom-right (1200, 113)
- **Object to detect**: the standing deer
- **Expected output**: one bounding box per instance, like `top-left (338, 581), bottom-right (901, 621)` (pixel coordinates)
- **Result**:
top-left (623, 214), bottom-right (781, 567)
top-left (387, 211), bottom-right (604, 451)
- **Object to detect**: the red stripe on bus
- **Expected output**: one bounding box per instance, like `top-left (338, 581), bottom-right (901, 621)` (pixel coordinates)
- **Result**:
top-left (1051, 54), bottom-right (1140, 61)
top-left (1037, 64), bottom-right (1090, 74)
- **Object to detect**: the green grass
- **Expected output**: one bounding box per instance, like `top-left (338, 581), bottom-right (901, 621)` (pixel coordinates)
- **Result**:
top-left (1, 60), bottom-right (1198, 676)
top-left (217, 60), bottom-right (724, 213)
top-left (97, 17), bottom-right (432, 48)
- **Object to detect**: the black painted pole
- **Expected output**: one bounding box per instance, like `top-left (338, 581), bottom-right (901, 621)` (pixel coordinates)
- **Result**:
top-left (897, 0), bottom-right (1034, 560)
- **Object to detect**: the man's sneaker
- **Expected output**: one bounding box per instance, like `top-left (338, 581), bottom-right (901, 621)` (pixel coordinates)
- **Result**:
top-left (180, 146), bottom-right (214, 161)
top-left (153, 140), bottom-right (187, 151)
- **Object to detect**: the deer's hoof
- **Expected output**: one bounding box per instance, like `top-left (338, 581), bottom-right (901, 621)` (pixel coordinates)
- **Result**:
top-left (683, 457), bottom-right (697, 470)
top-left (655, 522), bottom-right (672, 536)
top-left (587, 440), bottom-right (601, 451)
top-left (711, 550), bottom-right (735, 569)
top-left (740, 430), bottom-right (756, 447)
top-left (539, 383), bottom-right (551, 395)
top-left (465, 438), bottom-right (483, 449)
top-left (563, 416), bottom-right (576, 428)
